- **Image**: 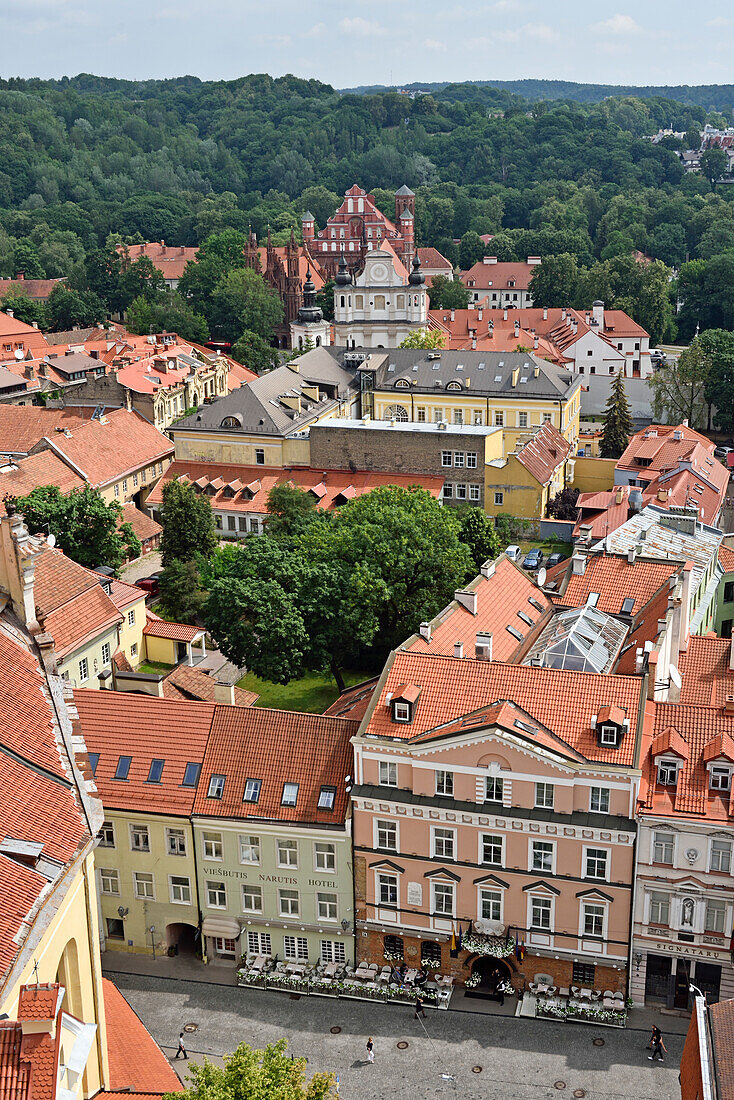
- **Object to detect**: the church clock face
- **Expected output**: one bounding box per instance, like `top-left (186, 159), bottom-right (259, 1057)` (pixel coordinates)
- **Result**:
top-left (370, 261), bottom-right (388, 284)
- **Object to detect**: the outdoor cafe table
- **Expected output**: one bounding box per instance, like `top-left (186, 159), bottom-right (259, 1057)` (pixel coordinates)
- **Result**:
top-left (404, 969), bottom-right (418, 985)
top-left (323, 962), bottom-right (339, 979)
top-left (286, 963), bottom-right (306, 977)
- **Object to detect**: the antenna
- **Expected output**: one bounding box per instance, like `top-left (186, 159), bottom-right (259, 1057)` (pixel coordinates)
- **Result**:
top-left (537, 567), bottom-right (547, 587)
top-left (46, 533), bottom-right (56, 548)
top-left (14, 348), bottom-right (23, 360)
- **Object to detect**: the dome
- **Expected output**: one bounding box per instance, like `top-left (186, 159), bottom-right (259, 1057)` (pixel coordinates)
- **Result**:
top-left (335, 254), bottom-right (352, 286)
top-left (408, 254), bottom-right (425, 286)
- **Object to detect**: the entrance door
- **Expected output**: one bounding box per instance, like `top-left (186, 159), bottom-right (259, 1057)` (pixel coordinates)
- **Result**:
top-left (674, 958), bottom-right (692, 1009)
top-left (644, 954), bottom-right (672, 1002)
top-left (695, 962), bottom-right (722, 1004)
top-left (177, 641), bottom-right (188, 663)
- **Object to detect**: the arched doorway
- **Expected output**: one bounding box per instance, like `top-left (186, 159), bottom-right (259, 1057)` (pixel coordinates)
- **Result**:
top-left (470, 955), bottom-right (513, 991)
top-left (166, 923), bottom-right (198, 956)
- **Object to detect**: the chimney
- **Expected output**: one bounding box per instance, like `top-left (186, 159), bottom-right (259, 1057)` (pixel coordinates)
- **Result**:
top-left (16, 271), bottom-right (24, 281)
top-left (450, 309), bottom-right (455, 322)
top-left (31, 321), bottom-right (38, 328)
top-left (647, 651), bottom-right (659, 700)
top-left (533, 335), bottom-right (538, 350)
top-left (503, 308), bottom-right (508, 321)
top-left (592, 300), bottom-right (604, 329)
top-left (480, 559), bottom-right (496, 579)
top-left (475, 632), bottom-right (493, 660)
top-left (454, 641), bottom-right (464, 658)
top-left (513, 320), bottom-right (520, 337)
top-left (627, 547), bottom-right (636, 563)
top-left (484, 256), bottom-right (497, 265)
top-left (214, 682), bottom-right (236, 705)
top-left (455, 589), bottom-right (478, 614)
top-left (616, 488), bottom-right (624, 505)
top-left (561, 308), bottom-right (566, 321)
top-left (419, 621), bottom-right (432, 641)
top-left (477, 308), bottom-right (483, 321)
top-left (543, 307), bottom-right (548, 320)
top-left (471, 338), bottom-right (477, 350)
top-left (5, 308), bottom-right (13, 319)
top-left (635, 647), bottom-right (645, 674)
top-left (571, 552), bottom-right (586, 575)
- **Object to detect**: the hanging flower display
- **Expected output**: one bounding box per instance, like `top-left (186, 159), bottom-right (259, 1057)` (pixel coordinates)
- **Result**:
top-left (461, 933), bottom-right (516, 958)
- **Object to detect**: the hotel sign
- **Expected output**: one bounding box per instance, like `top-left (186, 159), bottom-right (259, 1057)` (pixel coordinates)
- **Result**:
top-left (652, 942), bottom-right (724, 959)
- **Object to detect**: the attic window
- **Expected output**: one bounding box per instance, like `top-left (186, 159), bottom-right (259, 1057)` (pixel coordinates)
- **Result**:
top-left (395, 379), bottom-right (410, 389)
top-left (599, 725), bottom-right (620, 747)
top-left (657, 759), bottom-right (679, 786)
top-left (494, 375), bottom-right (503, 383)
top-left (478, 362), bottom-right (486, 370)
top-left (147, 759), bottom-right (165, 783)
top-left (281, 782), bottom-right (299, 807)
top-left (710, 766), bottom-right (732, 791)
top-left (506, 625), bottom-right (524, 641)
top-left (182, 762), bottom-right (201, 787)
top-left (318, 786), bottom-right (336, 810)
top-left (388, 363), bottom-right (396, 372)
top-left (446, 381), bottom-right (462, 391)
top-left (528, 597), bottom-right (545, 612)
top-left (394, 701), bottom-right (411, 722)
top-left (587, 592), bottom-right (599, 608)
top-left (207, 774), bottom-right (226, 799)
top-left (432, 362), bottom-right (441, 370)
top-left (88, 752), bottom-right (100, 776)
top-left (243, 778), bottom-right (262, 803)
top-left (620, 597), bottom-right (635, 614)
top-left (455, 363), bottom-right (464, 371)
top-left (114, 755), bottom-right (131, 780)
top-left (518, 611), bottom-right (534, 626)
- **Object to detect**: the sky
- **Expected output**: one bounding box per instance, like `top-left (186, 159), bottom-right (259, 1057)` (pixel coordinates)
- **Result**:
top-left (4, 0), bottom-right (734, 89)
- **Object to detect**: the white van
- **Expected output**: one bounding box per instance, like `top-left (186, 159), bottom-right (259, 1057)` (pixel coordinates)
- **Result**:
top-left (505, 545), bottom-right (522, 562)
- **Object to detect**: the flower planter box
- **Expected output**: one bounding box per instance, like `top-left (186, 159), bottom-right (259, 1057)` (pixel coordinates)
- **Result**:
top-left (535, 1005), bottom-right (626, 1029)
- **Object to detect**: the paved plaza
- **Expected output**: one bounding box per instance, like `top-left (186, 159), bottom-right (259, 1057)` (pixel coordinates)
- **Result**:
top-left (108, 970), bottom-right (683, 1100)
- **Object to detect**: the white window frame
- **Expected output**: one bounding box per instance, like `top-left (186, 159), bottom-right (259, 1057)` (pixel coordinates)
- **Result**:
top-left (101, 642), bottom-right (111, 666)
top-left (652, 831), bottom-right (675, 865)
top-left (710, 765), bottom-right (732, 791)
top-left (78, 657), bottom-right (89, 683)
top-left (393, 701), bottom-right (410, 722)
top-left (581, 901), bottom-right (606, 939)
top-left (599, 725), bottom-right (619, 745)
top-left (466, 452), bottom-right (477, 469)
top-left (206, 880), bottom-right (227, 909)
top-left (648, 891), bottom-right (670, 925)
top-left (100, 868), bottom-right (119, 895)
top-left (705, 899), bottom-right (727, 934)
top-left (485, 775), bottom-right (503, 802)
top-left (657, 759), bottom-right (679, 786)
top-left (239, 835), bottom-right (260, 864)
top-left (247, 931), bottom-right (271, 955)
top-left (529, 893), bottom-right (553, 931)
top-left (321, 940), bottom-right (346, 963)
top-left (480, 833), bottom-right (503, 866)
top-left (99, 821), bottom-right (115, 848)
top-left (431, 880), bottom-right (455, 917)
top-left (432, 826), bottom-right (456, 860)
top-left (242, 884), bottom-right (263, 913)
top-left (207, 775), bottom-right (226, 799)
top-left (127, 608), bottom-right (135, 626)
top-left (530, 839), bottom-right (555, 874)
top-left (314, 842), bottom-right (336, 873)
top-left (202, 831), bottom-right (223, 860)
top-left (710, 839), bottom-right (732, 874)
top-left (129, 823), bottom-right (150, 852)
top-left (589, 786), bottom-right (610, 813)
top-left (278, 889), bottom-right (300, 917)
top-left (478, 887), bottom-right (503, 923)
top-left (169, 875), bottom-right (192, 904)
top-left (435, 770), bottom-right (454, 796)
top-left (166, 827), bottom-right (187, 856)
top-left (277, 838), bottom-right (298, 868)
top-left (284, 935), bottom-right (309, 960)
top-left (377, 872), bottom-right (398, 907)
top-left (494, 491), bottom-right (504, 506)
top-left (317, 892), bottom-right (338, 921)
top-left (469, 484), bottom-right (481, 502)
top-left (584, 846), bottom-right (609, 881)
top-left (379, 760), bottom-right (397, 787)
top-left (441, 451), bottom-right (452, 468)
top-left (535, 782), bottom-right (554, 809)
top-left (375, 819), bottom-right (398, 851)
top-left (133, 871), bottom-right (155, 900)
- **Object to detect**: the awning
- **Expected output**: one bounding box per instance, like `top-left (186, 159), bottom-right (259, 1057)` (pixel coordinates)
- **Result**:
top-left (201, 917), bottom-right (242, 939)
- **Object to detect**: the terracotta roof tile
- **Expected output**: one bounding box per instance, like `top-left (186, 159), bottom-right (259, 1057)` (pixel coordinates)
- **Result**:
top-left (323, 678), bottom-right (379, 720)
top-left (709, 999), bottom-right (734, 1098)
top-left (643, 701), bottom-right (734, 818)
top-left (0, 857), bottom-right (47, 993)
top-left (142, 620), bottom-right (202, 642)
top-left (102, 979), bottom-right (183, 1093)
top-left (513, 421), bottom-right (571, 484)
top-left (460, 260), bottom-right (538, 291)
top-left (119, 503), bottom-right (162, 543)
top-left (556, 555), bottom-right (681, 616)
top-left (679, 636), bottom-right (733, 707)
top-left (0, 1022), bottom-right (29, 1100)
top-left (0, 406), bottom-right (96, 456)
top-left (161, 665), bottom-right (258, 707)
top-left (32, 548), bottom-right (122, 659)
top-left (720, 545), bottom-right (734, 572)
top-left (0, 452), bottom-right (86, 516)
top-left (17, 986), bottom-right (60, 1021)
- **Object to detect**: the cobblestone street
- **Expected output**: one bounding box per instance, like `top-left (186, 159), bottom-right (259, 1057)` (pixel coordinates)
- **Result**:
top-left (108, 971), bottom-right (683, 1100)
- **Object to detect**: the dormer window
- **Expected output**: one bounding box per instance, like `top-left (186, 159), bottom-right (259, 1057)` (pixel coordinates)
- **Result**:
top-left (389, 684), bottom-right (420, 724)
top-left (600, 725), bottom-right (620, 747)
top-left (394, 702), bottom-right (410, 722)
top-left (657, 760), bottom-right (679, 786)
top-left (595, 705), bottom-right (625, 749)
top-left (710, 766), bottom-right (732, 791)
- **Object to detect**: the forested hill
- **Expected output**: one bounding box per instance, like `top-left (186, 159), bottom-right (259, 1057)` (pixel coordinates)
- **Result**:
top-left (344, 79), bottom-right (734, 113)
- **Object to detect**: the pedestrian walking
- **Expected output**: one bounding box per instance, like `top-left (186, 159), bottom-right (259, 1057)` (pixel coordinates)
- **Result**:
top-left (646, 1024), bottom-right (661, 1050)
top-left (175, 1032), bottom-right (188, 1060)
top-left (366, 1037), bottom-right (374, 1063)
top-left (414, 992), bottom-right (426, 1019)
top-left (648, 1034), bottom-right (667, 1062)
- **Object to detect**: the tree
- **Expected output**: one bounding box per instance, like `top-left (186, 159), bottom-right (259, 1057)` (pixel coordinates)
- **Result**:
top-left (426, 275), bottom-right (470, 311)
top-left (528, 254), bottom-right (579, 308)
top-left (700, 147), bottom-right (728, 186)
top-left (46, 285), bottom-right (105, 331)
top-left (648, 340), bottom-right (713, 430)
top-left (158, 559), bottom-right (206, 623)
top-left (118, 254), bottom-right (166, 310)
top-left (230, 329), bottom-right (279, 374)
top-left (600, 372), bottom-right (634, 458)
top-left (0, 286), bottom-right (45, 326)
top-left (701, 329), bottom-right (734, 430)
top-left (676, 254), bottom-right (734, 338)
top-left (10, 485), bottom-right (140, 570)
top-left (265, 484), bottom-right (318, 538)
top-left (160, 480), bottom-right (217, 567)
top-left (210, 267), bottom-right (284, 343)
top-left (126, 291), bottom-right (210, 344)
top-left (173, 1039), bottom-right (335, 1100)
top-left (458, 230), bottom-right (485, 270)
top-left (399, 328), bottom-right (445, 349)
top-left (547, 487), bottom-right (580, 520)
top-left (315, 278), bottom-right (335, 321)
top-left (457, 508), bottom-right (500, 570)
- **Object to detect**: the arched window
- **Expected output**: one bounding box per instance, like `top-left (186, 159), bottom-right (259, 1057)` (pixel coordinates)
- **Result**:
top-left (383, 405), bottom-right (409, 422)
top-left (316, 336), bottom-right (321, 346)
top-left (394, 378), bottom-right (410, 389)
top-left (220, 416), bottom-right (241, 429)
top-left (340, 296), bottom-right (345, 307)
top-left (298, 335), bottom-right (303, 350)
top-left (446, 381), bottom-right (462, 391)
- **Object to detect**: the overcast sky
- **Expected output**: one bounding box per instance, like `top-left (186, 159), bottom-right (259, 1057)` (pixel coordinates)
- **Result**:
top-left (4, 0), bottom-right (734, 89)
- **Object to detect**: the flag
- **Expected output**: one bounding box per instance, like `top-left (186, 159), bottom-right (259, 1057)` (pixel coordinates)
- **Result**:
top-left (519, 939), bottom-right (525, 962)
top-left (458, 924), bottom-right (463, 950)
top-left (450, 925), bottom-right (456, 953)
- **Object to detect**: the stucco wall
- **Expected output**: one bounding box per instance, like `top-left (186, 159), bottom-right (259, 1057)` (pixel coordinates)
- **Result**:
top-left (572, 456), bottom-right (617, 494)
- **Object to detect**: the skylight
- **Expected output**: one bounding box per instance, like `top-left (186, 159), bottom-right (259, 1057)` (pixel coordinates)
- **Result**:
top-left (620, 597), bottom-right (635, 614)
top-left (456, 363), bottom-right (464, 371)
top-left (494, 375), bottom-right (503, 383)
top-left (182, 762), bottom-right (201, 787)
top-left (88, 752), bottom-right (99, 776)
top-left (514, 719), bottom-right (538, 735)
top-left (208, 774), bottom-right (226, 799)
top-left (114, 755), bottom-right (131, 780)
top-left (147, 759), bottom-right (165, 783)
top-left (518, 610), bottom-right (535, 626)
top-left (520, 377), bottom-right (528, 384)
top-left (478, 362), bottom-right (486, 370)
top-left (432, 362), bottom-right (441, 369)
top-left (388, 363), bottom-right (396, 372)
top-left (282, 782), bottom-right (299, 807)
top-left (528, 597), bottom-right (545, 612)
top-left (318, 786), bottom-right (336, 810)
top-left (243, 778), bottom-right (262, 803)
top-left (507, 625), bottom-right (524, 641)
top-left (587, 592), bottom-right (600, 608)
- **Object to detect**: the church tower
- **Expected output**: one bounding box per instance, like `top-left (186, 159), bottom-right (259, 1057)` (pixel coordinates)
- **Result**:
top-left (289, 270), bottom-right (331, 350)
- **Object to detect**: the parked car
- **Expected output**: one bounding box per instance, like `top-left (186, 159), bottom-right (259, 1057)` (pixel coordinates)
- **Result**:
top-left (522, 548), bottom-right (544, 571)
top-left (714, 446), bottom-right (734, 459)
top-left (505, 544), bottom-right (522, 562)
top-left (547, 552), bottom-right (567, 568)
top-left (135, 574), bottom-right (161, 597)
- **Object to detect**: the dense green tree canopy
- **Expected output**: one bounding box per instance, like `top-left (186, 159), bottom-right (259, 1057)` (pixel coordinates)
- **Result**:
top-left (9, 485), bottom-right (140, 570)
top-left (160, 480), bottom-right (217, 567)
top-left (172, 1039), bottom-right (335, 1100)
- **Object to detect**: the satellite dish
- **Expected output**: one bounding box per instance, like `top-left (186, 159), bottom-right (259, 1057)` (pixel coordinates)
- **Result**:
top-left (14, 348), bottom-right (23, 360)
top-left (670, 665), bottom-right (682, 690)
top-left (46, 533), bottom-right (56, 548)
top-left (537, 567), bottom-right (547, 587)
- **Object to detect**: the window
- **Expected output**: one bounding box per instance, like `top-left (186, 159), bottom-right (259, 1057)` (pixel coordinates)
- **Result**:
top-left (284, 935), bottom-right (309, 960)
top-left (227, 515), bottom-right (236, 531)
top-left (480, 889), bottom-right (502, 922)
top-left (255, 449), bottom-right (265, 465)
top-left (321, 940), bottom-right (346, 963)
top-left (114, 755), bottom-right (131, 780)
top-left (318, 786), bottom-right (336, 810)
top-left (379, 761), bottom-right (397, 787)
top-left (170, 876), bottom-right (192, 904)
top-left (213, 936), bottom-right (236, 956)
top-left (469, 485), bottom-right (481, 502)
top-left (453, 409), bottom-right (464, 425)
top-left (543, 413), bottom-right (552, 424)
top-left (281, 782), bottom-right (299, 807)
top-left (78, 657), bottom-right (89, 683)
top-left (466, 452), bottom-right (477, 469)
top-left (378, 873), bottom-right (398, 906)
top-left (88, 752), bottom-right (99, 775)
top-left (182, 762), bottom-right (200, 787)
top-left (130, 642), bottom-right (138, 658)
top-left (436, 770), bottom-right (454, 796)
top-left (242, 884), bottom-right (263, 912)
top-left (317, 892), bottom-right (338, 920)
top-left (377, 820), bottom-right (397, 851)
top-left (215, 516), bottom-right (222, 530)
top-left (705, 900), bottom-right (726, 934)
top-left (394, 701), bottom-right (410, 722)
top-left (417, 408), bottom-right (426, 422)
top-left (421, 941), bottom-right (441, 966)
top-left (657, 760), bottom-right (679, 786)
top-left (455, 484), bottom-right (467, 500)
top-left (114, 484), bottom-right (120, 499)
top-left (130, 824), bottom-right (150, 852)
top-left (243, 778), bottom-right (262, 803)
top-left (277, 839), bottom-right (298, 867)
top-left (442, 451), bottom-right (452, 468)
top-left (101, 642), bottom-right (111, 666)
top-left (585, 848), bottom-right (608, 880)
top-left (279, 889), bottom-right (300, 917)
top-left (207, 774), bottom-right (226, 799)
top-left (531, 841), bottom-right (554, 873)
top-left (207, 881), bottom-right (227, 908)
top-left (432, 827), bottom-right (455, 860)
top-left (649, 892), bottom-right (670, 925)
top-left (481, 834), bottom-right (503, 866)
top-left (134, 871), bottom-right (155, 900)
top-left (535, 782), bottom-right (554, 809)
top-left (494, 492), bottom-right (504, 506)
top-left (99, 821), bottom-right (115, 848)
top-left (133, 473), bottom-right (139, 487)
top-left (432, 882), bottom-right (454, 915)
top-left (384, 935), bottom-right (403, 959)
top-left (122, 480), bottom-right (128, 493)
top-left (485, 776), bottom-right (503, 802)
top-left (247, 931), bottom-right (271, 955)
top-left (315, 842), bottom-right (336, 872)
top-left (106, 917), bottom-right (124, 939)
top-left (166, 827), bottom-right (186, 856)
top-left (203, 831), bottom-right (223, 860)
top-left (443, 483), bottom-right (453, 500)
top-left (530, 896), bottom-right (552, 929)
top-left (572, 961), bottom-right (595, 985)
top-left (494, 411), bottom-right (504, 426)
top-left (710, 840), bottom-right (732, 873)
top-left (454, 451), bottom-right (465, 468)
top-left (433, 408), bottom-right (443, 423)
top-left (518, 412), bottom-right (528, 428)
top-left (599, 725), bottom-right (619, 746)
top-left (653, 832), bottom-right (674, 864)
top-left (710, 766), bottom-right (732, 791)
top-left (147, 758), bottom-right (164, 784)
top-left (127, 609), bottom-right (135, 627)
top-left (100, 868), bottom-right (119, 895)
top-left (590, 787), bottom-right (610, 813)
top-left (240, 835), bottom-right (260, 864)
top-left (725, 582), bottom-right (734, 603)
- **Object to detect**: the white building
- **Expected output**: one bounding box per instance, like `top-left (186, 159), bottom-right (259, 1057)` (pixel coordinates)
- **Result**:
top-left (333, 248), bottom-right (428, 349)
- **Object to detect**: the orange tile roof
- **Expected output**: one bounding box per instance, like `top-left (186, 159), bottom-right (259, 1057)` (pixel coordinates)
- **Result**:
top-left (118, 241), bottom-right (198, 284)
top-left (0, 452), bottom-right (86, 516)
top-left (514, 421), bottom-right (571, 484)
top-left (678, 635), bottom-right (733, 707)
top-left (617, 423), bottom-right (714, 474)
top-left (3, 1026), bottom-right (58, 1100)
top-left (323, 678), bottom-right (379, 720)
top-left (142, 619), bottom-right (202, 642)
top-left (0, 278), bottom-right (63, 301)
top-left (642, 701), bottom-right (734, 818)
top-left (0, 857), bottom-right (47, 996)
top-left (363, 651), bottom-right (646, 766)
top-left (102, 979), bottom-right (183, 1094)
top-left (104, 576), bottom-right (147, 612)
top-left (161, 665), bottom-right (258, 707)
top-left (32, 548), bottom-right (122, 659)
top-left (17, 986), bottom-right (60, 1021)
top-left (403, 555), bottom-right (553, 663)
top-left (720, 545), bottom-right (734, 573)
top-left (193, 707), bottom-right (359, 824)
top-left (555, 555), bottom-right (681, 616)
top-left (460, 259), bottom-right (538, 291)
top-left (119, 503), bottom-right (162, 544)
top-left (0, 1022), bottom-right (30, 1100)
top-left (35, 408), bottom-right (173, 489)
top-left (0, 406), bottom-right (96, 456)
top-left (573, 489), bottom-right (632, 540)
top-left (427, 310), bottom-right (566, 362)
top-left (73, 691), bottom-right (216, 815)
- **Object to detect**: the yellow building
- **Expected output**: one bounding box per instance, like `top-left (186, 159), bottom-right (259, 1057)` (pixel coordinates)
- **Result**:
top-left (484, 421), bottom-right (575, 520)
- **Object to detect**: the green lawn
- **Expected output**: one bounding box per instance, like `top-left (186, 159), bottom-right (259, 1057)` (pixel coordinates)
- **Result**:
top-left (137, 660), bottom-right (174, 675)
top-left (237, 669), bottom-right (373, 713)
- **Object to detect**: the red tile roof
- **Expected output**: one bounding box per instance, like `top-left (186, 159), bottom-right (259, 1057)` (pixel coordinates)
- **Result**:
top-left (161, 665), bottom-right (258, 707)
top-left (0, 452), bottom-right (86, 516)
top-left (117, 241), bottom-right (198, 284)
top-left (193, 707), bottom-right (359, 824)
top-left (0, 278), bottom-right (63, 302)
top-left (554, 555), bottom-right (681, 617)
top-left (362, 651), bottom-right (646, 766)
top-left (427, 310), bottom-right (565, 361)
top-left (642, 701), bottom-right (734, 818)
top-left (0, 1022), bottom-right (30, 1100)
top-left (0, 406), bottom-right (96, 456)
top-left (17, 986), bottom-right (60, 1022)
top-left (33, 548), bottom-right (122, 659)
top-left (323, 678), bottom-right (379, 721)
top-left (102, 979), bottom-right (183, 1094)
top-left (678, 635), bottom-right (733, 707)
top-left (403, 555), bottom-right (553, 663)
top-left (142, 619), bottom-right (202, 642)
top-left (617, 423), bottom-right (711, 473)
top-left (72, 691), bottom-right (216, 815)
top-left (0, 857), bottom-right (47, 997)
top-left (573, 488), bottom-right (632, 540)
top-left (514, 421), bottom-right (571, 484)
top-left (460, 259), bottom-right (538, 291)
top-left (119, 503), bottom-right (162, 544)
top-left (708, 999), bottom-right (734, 1099)
top-left (720, 545), bottom-right (734, 573)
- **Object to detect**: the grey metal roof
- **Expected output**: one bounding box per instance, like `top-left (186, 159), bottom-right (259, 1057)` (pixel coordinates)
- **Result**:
top-left (601, 504), bottom-right (723, 590)
top-left (523, 605), bottom-right (628, 674)
top-left (395, 185), bottom-right (415, 196)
